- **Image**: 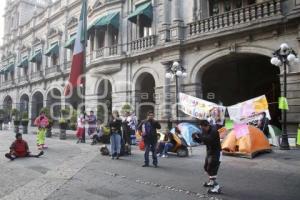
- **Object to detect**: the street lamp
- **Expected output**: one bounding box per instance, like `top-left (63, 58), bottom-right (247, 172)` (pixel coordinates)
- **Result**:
top-left (270, 43), bottom-right (299, 150)
top-left (165, 61), bottom-right (187, 121)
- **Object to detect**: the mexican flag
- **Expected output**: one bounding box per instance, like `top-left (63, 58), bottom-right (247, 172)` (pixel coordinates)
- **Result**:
top-left (64, 0), bottom-right (87, 96)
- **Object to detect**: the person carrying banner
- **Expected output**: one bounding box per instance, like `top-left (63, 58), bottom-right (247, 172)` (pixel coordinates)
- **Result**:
top-left (192, 120), bottom-right (222, 194)
top-left (34, 111), bottom-right (49, 150)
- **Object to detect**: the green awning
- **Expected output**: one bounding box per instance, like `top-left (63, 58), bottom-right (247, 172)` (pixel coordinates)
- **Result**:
top-left (64, 36), bottom-right (76, 49)
top-left (4, 63), bottom-right (14, 73)
top-left (45, 44), bottom-right (59, 57)
top-left (88, 12), bottom-right (120, 32)
top-left (29, 51), bottom-right (42, 63)
top-left (128, 2), bottom-right (152, 26)
top-left (16, 58), bottom-right (28, 68)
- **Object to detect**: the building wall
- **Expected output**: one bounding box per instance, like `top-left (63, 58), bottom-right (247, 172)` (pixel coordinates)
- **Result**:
top-left (0, 0), bottom-right (299, 131)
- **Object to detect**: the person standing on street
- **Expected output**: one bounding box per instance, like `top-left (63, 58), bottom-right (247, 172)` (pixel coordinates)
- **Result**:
top-left (109, 111), bottom-right (122, 159)
top-left (87, 110), bottom-right (97, 143)
top-left (138, 111), bottom-right (161, 168)
top-left (192, 120), bottom-right (222, 194)
top-left (76, 112), bottom-right (85, 143)
top-left (34, 111), bottom-right (49, 150)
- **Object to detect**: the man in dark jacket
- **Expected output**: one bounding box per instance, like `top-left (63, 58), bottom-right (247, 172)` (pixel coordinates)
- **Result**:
top-left (5, 133), bottom-right (44, 161)
top-left (192, 120), bottom-right (222, 194)
top-left (138, 111), bottom-right (161, 167)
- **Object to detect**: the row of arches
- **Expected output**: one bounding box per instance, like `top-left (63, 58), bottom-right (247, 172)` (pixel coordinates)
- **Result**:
top-left (1, 52), bottom-right (282, 125)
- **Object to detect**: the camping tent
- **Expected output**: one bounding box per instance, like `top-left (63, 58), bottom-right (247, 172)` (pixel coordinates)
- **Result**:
top-left (170, 123), bottom-right (201, 146)
top-left (222, 125), bottom-right (271, 158)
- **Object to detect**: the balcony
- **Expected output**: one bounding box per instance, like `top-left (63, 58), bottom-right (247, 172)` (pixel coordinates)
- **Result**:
top-left (1, 80), bottom-right (14, 88)
top-left (18, 76), bottom-right (28, 83)
top-left (130, 35), bottom-right (156, 52)
top-left (92, 45), bottom-right (119, 60)
top-left (45, 65), bottom-right (60, 75)
top-left (30, 71), bottom-right (43, 80)
top-left (187, 0), bottom-right (281, 37)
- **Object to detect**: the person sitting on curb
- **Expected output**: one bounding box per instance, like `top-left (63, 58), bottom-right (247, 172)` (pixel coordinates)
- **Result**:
top-left (5, 133), bottom-right (44, 161)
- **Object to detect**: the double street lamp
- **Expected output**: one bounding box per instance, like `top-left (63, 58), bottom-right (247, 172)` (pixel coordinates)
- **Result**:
top-left (270, 43), bottom-right (299, 150)
top-left (165, 61), bottom-right (187, 121)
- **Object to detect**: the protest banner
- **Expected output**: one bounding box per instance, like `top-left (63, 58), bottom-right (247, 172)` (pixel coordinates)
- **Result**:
top-left (179, 93), bottom-right (226, 125)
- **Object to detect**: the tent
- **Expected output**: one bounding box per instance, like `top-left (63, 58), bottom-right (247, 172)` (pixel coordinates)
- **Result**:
top-left (170, 123), bottom-right (201, 146)
top-left (268, 125), bottom-right (281, 146)
top-left (222, 125), bottom-right (271, 158)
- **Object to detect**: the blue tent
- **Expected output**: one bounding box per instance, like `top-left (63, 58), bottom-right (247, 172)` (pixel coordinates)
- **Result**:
top-left (171, 123), bottom-right (202, 146)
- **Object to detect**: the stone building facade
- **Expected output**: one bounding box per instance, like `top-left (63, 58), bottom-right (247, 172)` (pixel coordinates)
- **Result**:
top-left (0, 0), bottom-right (300, 132)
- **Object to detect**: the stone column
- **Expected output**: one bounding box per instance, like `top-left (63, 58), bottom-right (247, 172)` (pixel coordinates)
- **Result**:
top-left (161, 61), bottom-right (172, 120)
top-left (158, 0), bottom-right (171, 43)
top-left (170, 0), bottom-right (184, 40)
top-left (104, 26), bottom-right (110, 56)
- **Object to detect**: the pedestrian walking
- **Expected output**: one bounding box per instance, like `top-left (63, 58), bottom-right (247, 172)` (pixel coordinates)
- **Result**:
top-left (76, 112), bottom-right (85, 143)
top-left (5, 133), bottom-right (44, 161)
top-left (109, 111), bottom-right (122, 159)
top-left (34, 111), bottom-right (49, 150)
top-left (192, 120), bottom-right (222, 194)
top-left (138, 111), bottom-right (161, 168)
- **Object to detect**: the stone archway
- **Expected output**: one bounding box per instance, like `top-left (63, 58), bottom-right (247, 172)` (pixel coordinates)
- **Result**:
top-left (197, 53), bottom-right (281, 127)
top-left (3, 95), bottom-right (13, 122)
top-left (46, 88), bottom-right (62, 119)
top-left (97, 79), bottom-right (112, 123)
top-left (31, 91), bottom-right (44, 122)
top-left (20, 94), bottom-right (29, 114)
top-left (135, 72), bottom-right (156, 120)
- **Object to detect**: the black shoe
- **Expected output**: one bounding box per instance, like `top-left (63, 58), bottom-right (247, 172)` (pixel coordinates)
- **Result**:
top-left (5, 153), bottom-right (14, 161)
top-left (142, 164), bottom-right (149, 167)
top-left (153, 164), bottom-right (158, 168)
top-left (116, 154), bottom-right (120, 159)
top-left (36, 151), bottom-right (44, 158)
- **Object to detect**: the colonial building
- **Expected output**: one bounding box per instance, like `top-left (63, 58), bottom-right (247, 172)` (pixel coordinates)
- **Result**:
top-left (0, 0), bottom-right (300, 132)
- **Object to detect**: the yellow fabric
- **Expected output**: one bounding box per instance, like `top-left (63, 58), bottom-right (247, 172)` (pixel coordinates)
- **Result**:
top-left (297, 127), bottom-right (300, 146)
top-left (37, 128), bottom-right (46, 145)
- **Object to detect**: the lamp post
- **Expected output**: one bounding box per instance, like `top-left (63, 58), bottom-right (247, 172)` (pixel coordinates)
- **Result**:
top-left (165, 61), bottom-right (187, 121)
top-left (270, 43), bottom-right (299, 150)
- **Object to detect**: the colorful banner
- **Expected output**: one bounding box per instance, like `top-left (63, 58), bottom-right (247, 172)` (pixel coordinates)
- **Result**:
top-left (179, 93), bottom-right (226, 125)
top-left (227, 95), bottom-right (271, 123)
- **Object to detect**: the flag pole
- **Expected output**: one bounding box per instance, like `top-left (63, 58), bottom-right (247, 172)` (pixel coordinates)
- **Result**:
top-left (81, 0), bottom-right (88, 143)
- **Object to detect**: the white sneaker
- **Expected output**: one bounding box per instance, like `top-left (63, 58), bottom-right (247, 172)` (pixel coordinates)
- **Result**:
top-left (162, 154), bottom-right (168, 158)
top-left (208, 185), bottom-right (221, 194)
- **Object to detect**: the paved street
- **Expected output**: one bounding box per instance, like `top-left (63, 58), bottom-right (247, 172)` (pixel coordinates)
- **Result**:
top-left (0, 130), bottom-right (300, 200)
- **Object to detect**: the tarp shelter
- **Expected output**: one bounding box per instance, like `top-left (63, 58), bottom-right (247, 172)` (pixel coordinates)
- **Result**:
top-left (268, 125), bottom-right (281, 146)
top-left (222, 125), bottom-right (271, 158)
top-left (170, 123), bottom-right (201, 146)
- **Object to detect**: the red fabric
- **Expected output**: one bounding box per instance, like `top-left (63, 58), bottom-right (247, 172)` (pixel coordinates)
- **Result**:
top-left (11, 140), bottom-right (29, 157)
top-left (64, 53), bottom-right (84, 96)
top-left (34, 116), bottom-right (49, 128)
top-left (139, 140), bottom-right (145, 151)
top-left (76, 127), bottom-right (85, 139)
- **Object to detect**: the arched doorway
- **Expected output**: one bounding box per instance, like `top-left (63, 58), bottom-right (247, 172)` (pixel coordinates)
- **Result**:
top-left (3, 95), bottom-right (13, 123)
top-left (135, 73), bottom-right (156, 120)
top-left (199, 53), bottom-right (281, 126)
top-left (46, 88), bottom-right (61, 119)
top-left (97, 79), bottom-right (112, 123)
top-left (20, 94), bottom-right (29, 114)
top-left (31, 91), bottom-right (44, 122)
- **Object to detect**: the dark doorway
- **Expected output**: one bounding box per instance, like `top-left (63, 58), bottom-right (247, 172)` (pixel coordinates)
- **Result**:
top-left (135, 73), bottom-right (156, 120)
top-left (200, 53), bottom-right (281, 126)
top-left (97, 79), bottom-right (112, 123)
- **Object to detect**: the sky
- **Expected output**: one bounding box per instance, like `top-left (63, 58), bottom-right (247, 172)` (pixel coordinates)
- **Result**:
top-left (0, 2), bottom-right (6, 46)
